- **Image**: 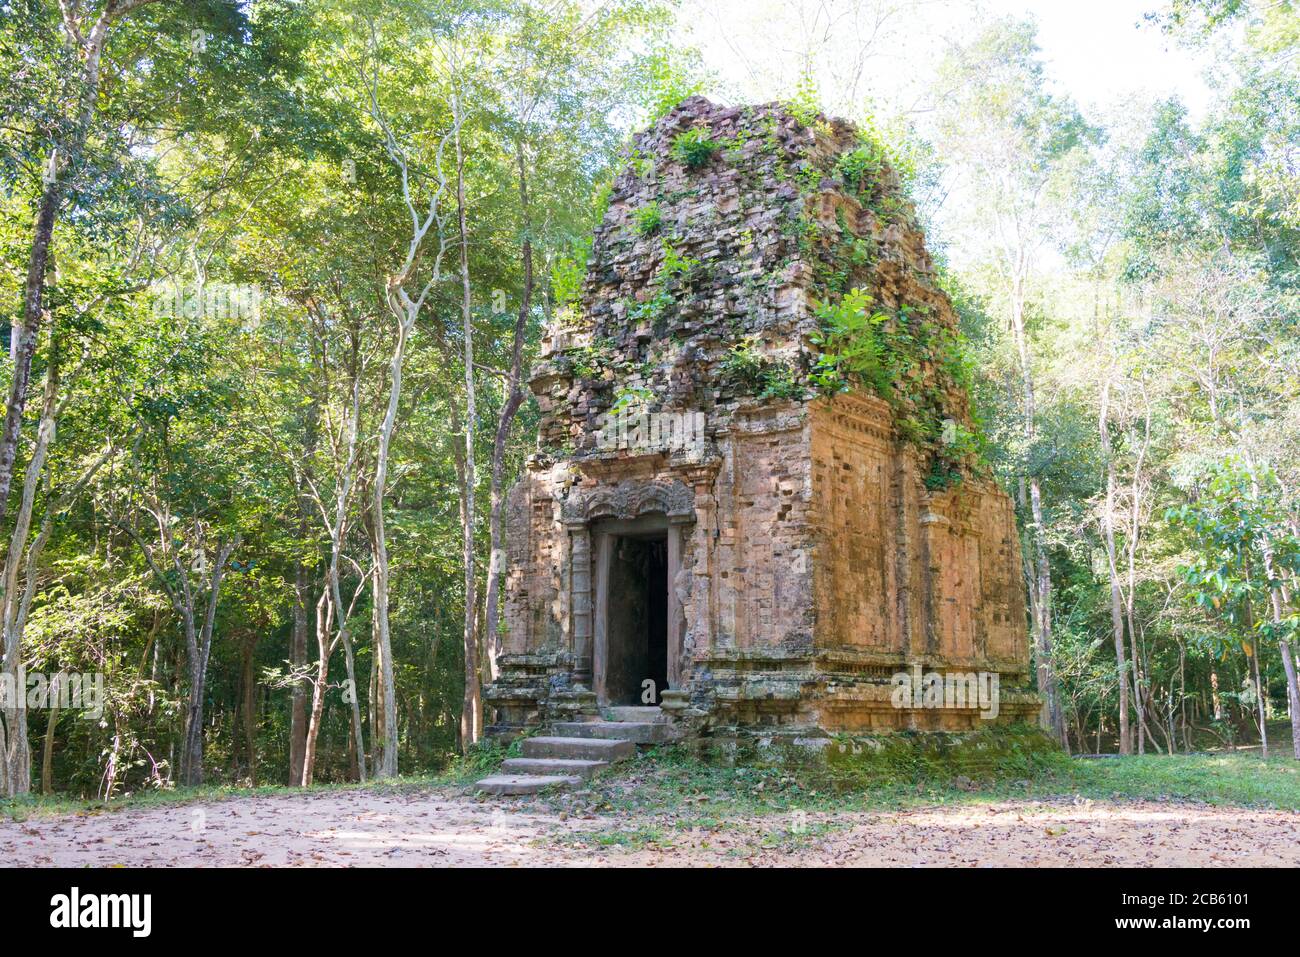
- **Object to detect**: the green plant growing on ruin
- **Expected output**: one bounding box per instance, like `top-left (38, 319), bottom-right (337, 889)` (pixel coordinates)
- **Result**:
top-left (591, 176), bottom-right (615, 219)
top-left (566, 336), bottom-right (626, 380)
top-left (836, 138), bottom-right (888, 192)
top-left (835, 122), bottom-right (917, 225)
top-left (796, 162), bottom-right (824, 195)
top-left (627, 288), bottom-right (674, 327)
top-left (722, 125), bottom-right (750, 162)
top-left (786, 71), bottom-right (832, 136)
top-left (809, 289), bottom-right (986, 490)
top-left (720, 336), bottom-right (765, 389)
top-left (808, 208), bottom-right (875, 296)
top-left (809, 287), bottom-right (894, 398)
top-left (944, 420), bottom-right (985, 463)
top-left (642, 49), bottom-right (708, 122)
top-left (611, 385), bottom-right (655, 414)
top-left (629, 145), bottom-right (654, 179)
top-left (552, 304), bottom-right (583, 331)
top-left (758, 362), bottom-right (803, 400)
top-left (934, 325), bottom-right (978, 394)
top-left (659, 239), bottom-right (698, 283)
top-left (720, 337), bottom-right (804, 399)
top-left (634, 201), bottom-right (662, 235)
top-left (671, 127), bottom-right (721, 168)
top-left (567, 343), bottom-right (604, 379)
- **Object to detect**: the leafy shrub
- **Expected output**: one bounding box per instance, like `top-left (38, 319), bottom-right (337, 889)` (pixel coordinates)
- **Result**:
top-left (720, 336), bottom-right (766, 390)
top-left (611, 385), bottom-right (654, 414)
top-left (809, 287), bottom-right (894, 397)
top-left (758, 363), bottom-right (802, 400)
top-left (836, 140), bottom-right (887, 189)
top-left (787, 71), bottom-right (823, 127)
top-left (671, 127), bottom-right (720, 169)
top-left (659, 239), bottom-right (698, 282)
top-left (720, 337), bottom-right (804, 400)
top-left (633, 202), bottom-right (662, 236)
top-left (627, 288), bottom-right (674, 327)
top-left (551, 237), bottom-right (591, 307)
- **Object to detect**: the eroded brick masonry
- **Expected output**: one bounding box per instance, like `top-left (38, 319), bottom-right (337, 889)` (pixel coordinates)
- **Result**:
top-left (485, 97), bottom-right (1040, 739)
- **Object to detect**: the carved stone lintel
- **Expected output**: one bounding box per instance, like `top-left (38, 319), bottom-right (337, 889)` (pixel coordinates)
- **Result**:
top-left (561, 477), bottom-right (696, 527)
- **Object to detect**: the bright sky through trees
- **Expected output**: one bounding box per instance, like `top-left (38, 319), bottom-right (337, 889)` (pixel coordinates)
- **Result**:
top-left (679, 0), bottom-right (1220, 118)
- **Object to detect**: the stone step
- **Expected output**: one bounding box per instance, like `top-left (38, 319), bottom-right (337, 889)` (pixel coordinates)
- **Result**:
top-left (552, 721), bottom-right (668, 744)
top-left (500, 757), bottom-right (608, 779)
top-left (521, 736), bottom-right (636, 761)
top-left (474, 774), bottom-right (582, 796)
top-left (601, 706), bottom-right (667, 723)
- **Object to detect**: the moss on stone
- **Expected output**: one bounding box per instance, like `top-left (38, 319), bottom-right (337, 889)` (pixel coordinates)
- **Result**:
top-left (701, 724), bottom-right (1070, 792)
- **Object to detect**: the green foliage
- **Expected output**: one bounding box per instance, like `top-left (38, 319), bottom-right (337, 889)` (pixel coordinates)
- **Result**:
top-left (670, 127), bottom-right (721, 169)
top-left (719, 336), bottom-right (803, 400)
top-left (611, 385), bottom-right (654, 414)
top-left (551, 237), bottom-right (592, 307)
top-left (658, 238), bottom-right (698, 282)
top-left (836, 136), bottom-right (888, 190)
top-left (719, 336), bottom-right (765, 388)
top-left (786, 71), bottom-right (829, 133)
top-left (627, 288), bottom-right (675, 328)
top-left (633, 201), bottom-right (662, 236)
top-left (638, 46), bottom-right (709, 123)
top-left (808, 288), bottom-right (985, 490)
top-left (1167, 458), bottom-right (1300, 656)
top-left (808, 288), bottom-right (893, 397)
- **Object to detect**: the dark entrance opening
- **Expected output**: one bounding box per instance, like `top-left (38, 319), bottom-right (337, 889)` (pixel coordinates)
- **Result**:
top-left (602, 528), bottom-right (669, 705)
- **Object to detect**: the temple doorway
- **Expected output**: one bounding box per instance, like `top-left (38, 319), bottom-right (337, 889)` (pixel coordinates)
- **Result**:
top-left (593, 516), bottom-right (671, 706)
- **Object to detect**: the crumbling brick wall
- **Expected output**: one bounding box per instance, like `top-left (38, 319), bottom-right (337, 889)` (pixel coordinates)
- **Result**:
top-left (488, 97), bottom-right (1038, 737)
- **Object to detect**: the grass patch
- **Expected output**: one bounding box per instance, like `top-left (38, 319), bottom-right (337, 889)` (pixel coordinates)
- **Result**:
top-left (552, 824), bottom-right (673, 851)
top-left (1069, 753), bottom-right (1300, 810)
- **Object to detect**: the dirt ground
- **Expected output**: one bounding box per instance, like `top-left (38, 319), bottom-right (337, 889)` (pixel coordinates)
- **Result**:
top-left (2, 786), bottom-right (1297, 866)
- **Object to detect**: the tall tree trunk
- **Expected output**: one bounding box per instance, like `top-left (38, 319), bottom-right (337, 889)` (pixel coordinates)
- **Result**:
top-left (453, 91), bottom-right (481, 749)
top-left (1277, 632), bottom-right (1300, 761)
top-left (241, 636), bottom-right (258, 786)
top-left (1123, 387), bottom-right (1155, 752)
top-left (41, 673), bottom-right (61, 795)
top-left (1241, 574), bottom-right (1267, 759)
top-left (370, 311), bottom-right (409, 778)
top-left (363, 13), bottom-right (459, 766)
top-left (1008, 280), bottom-right (1063, 742)
top-left (1243, 452), bottom-right (1300, 760)
top-left (178, 536), bottom-right (237, 786)
top-left (339, 623), bottom-right (365, 781)
top-left (0, 331), bottom-right (63, 796)
top-left (288, 398), bottom-right (318, 785)
top-left (368, 609), bottom-right (380, 774)
top-left (1179, 640), bottom-right (1191, 752)
top-left (1251, 647), bottom-right (1268, 758)
top-left (289, 556), bottom-right (310, 785)
top-left (483, 141), bottom-right (535, 687)
top-left (302, 591), bottom-right (332, 786)
top-left (1098, 379), bottom-right (1131, 754)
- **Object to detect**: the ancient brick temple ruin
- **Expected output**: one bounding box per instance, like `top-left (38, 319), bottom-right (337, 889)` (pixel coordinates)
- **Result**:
top-left (485, 97), bottom-right (1040, 743)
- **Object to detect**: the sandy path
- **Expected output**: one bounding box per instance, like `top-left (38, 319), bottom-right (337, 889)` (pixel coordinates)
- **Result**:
top-left (2, 789), bottom-right (1296, 867)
